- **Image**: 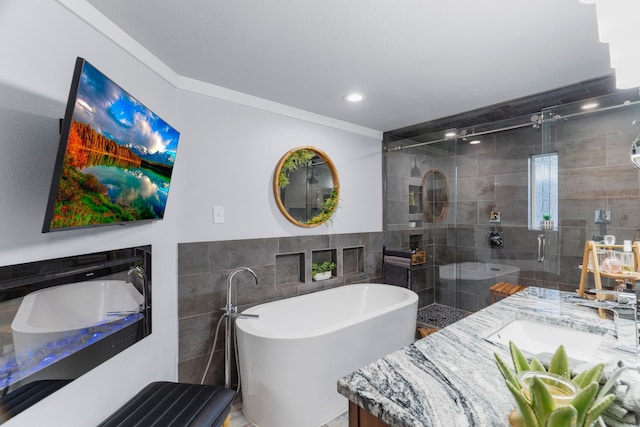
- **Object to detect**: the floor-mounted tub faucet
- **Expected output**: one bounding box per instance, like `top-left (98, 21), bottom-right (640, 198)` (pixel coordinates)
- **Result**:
top-left (224, 267), bottom-right (259, 389)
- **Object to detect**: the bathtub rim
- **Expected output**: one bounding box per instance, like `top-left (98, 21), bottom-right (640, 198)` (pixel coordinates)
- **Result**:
top-left (236, 283), bottom-right (418, 340)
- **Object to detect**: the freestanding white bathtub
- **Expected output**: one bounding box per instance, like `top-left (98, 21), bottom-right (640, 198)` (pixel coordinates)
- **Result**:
top-left (439, 262), bottom-right (521, 311)
top-left (236, 283), bottom-right (418, 427)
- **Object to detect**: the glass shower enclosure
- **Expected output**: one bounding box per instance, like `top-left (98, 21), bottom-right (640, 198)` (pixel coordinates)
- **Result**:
top-left (383, 83), bottom-right (640, 320)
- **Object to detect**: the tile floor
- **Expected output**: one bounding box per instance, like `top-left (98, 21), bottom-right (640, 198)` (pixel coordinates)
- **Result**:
top-left (416, 303), bottom-right (471, 328)
top-left (229, 399), bottom-right (348, 427)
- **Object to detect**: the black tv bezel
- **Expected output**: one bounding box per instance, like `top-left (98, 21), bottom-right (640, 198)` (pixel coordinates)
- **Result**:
top-left (42, 57), bottom-right (178, 233)
top-left (42, 57), bottom-right (83, 233)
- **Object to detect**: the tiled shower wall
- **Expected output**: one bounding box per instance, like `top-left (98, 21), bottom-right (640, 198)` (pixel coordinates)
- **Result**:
top-left (177, 231), bottom-right (431, 386)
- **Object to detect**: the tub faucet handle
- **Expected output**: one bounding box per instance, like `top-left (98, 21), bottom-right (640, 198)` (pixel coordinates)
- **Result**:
top-left (235, 312), bottom-right (259, 319)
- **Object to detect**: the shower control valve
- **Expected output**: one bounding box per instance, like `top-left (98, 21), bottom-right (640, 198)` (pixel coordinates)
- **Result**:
top-left (489, 232), bottom-right (504, 248)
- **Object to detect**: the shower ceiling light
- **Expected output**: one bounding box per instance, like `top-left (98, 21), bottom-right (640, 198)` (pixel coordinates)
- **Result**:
top-left (343, 93), bottom-right (364, 102)
top-left (581, 102), bottom-right (599, 110)
top-left (444, 130), bottom-right (457, 138)
top-left (469, 140), bottom-right (481, 145)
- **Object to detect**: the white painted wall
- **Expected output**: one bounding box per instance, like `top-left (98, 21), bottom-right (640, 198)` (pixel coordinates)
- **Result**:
top-left (173, 90), bottom-right (382, 241)
top-left (0, 1), bottom-right (382, 425)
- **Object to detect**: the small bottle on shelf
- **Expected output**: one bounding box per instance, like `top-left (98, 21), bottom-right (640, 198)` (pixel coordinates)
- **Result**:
top-left (621, 240), bottom-right (635, 274)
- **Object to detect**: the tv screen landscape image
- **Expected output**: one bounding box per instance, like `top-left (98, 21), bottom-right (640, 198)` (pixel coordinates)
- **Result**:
top-left (43, 57), bottom-right (180, 232)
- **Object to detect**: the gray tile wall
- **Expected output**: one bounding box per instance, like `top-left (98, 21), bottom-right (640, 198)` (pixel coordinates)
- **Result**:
top-left (177, 231), bottom-right (412, 386)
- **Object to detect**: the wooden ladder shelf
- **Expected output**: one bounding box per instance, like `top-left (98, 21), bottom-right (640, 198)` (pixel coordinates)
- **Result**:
top-left (578, 240), bottom-right (640, 318)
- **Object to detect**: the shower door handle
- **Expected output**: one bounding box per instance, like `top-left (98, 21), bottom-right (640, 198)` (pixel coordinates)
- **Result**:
top-left (537, 234), bottom-right (545, 262)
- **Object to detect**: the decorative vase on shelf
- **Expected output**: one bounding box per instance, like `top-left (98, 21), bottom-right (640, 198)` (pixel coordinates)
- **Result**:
top-left (312, 271), bottom-right (331, 281)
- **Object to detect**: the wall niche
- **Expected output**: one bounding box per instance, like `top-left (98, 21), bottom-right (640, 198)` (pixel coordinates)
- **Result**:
top-left (343, 246), bottom-right (365, 276)
top-left (275, 253), bottom-right (305, 286)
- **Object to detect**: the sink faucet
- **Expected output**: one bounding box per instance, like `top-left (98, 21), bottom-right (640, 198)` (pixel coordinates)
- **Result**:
top-left (568, 289), bottom-right (638, 354)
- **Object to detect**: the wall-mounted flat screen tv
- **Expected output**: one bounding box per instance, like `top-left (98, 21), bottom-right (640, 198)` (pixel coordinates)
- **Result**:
top-left (42, 57), bottom-right (180, 232)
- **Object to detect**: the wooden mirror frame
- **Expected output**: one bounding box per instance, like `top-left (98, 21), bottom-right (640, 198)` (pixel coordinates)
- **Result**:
top-left (273, 146), bottom-right (340, 227)
top-left (422, 169), bottom-right (448, 223)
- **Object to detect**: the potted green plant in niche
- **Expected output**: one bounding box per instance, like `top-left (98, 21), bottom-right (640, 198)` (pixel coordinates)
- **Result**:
top-left (495, 341), bottom-right (615, 427)
top-left (312, 261), bottom-right (335, 281)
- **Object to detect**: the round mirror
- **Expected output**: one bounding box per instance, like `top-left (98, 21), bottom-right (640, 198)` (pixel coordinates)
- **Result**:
top-left (274, 146), bottom-right (340, 227)
top-left (631, 134), bottom-right (640, 169)
top-left (422, 170), bottom-right (448, 223)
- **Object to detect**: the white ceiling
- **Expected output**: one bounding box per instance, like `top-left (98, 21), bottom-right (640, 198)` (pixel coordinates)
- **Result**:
top-left (85, 0), bottom-right (612, 132)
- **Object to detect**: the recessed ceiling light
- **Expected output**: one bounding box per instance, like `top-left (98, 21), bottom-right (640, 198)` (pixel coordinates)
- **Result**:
top-left (445, 131), bottom-right (457, 138)
top-left (469, 140), bottom-right (481, 145)
top-left (344, 93), bottom-right (364, 102)
top-left (581, 102), bottom-right (599, 110)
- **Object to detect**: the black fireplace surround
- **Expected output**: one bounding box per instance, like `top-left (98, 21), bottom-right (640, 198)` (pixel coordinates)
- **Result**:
top-left (0, 245), bottom-right (151, 421)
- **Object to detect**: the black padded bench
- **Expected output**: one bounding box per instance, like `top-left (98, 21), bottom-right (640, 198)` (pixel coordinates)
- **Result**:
top-left (0, 379), bottom-right (72, 419)
top-left (98, 382), bottom-right (235, 427)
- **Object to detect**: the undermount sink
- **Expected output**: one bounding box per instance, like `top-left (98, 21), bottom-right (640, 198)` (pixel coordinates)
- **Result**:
top-left (486, 319), bottom-right (604, 362)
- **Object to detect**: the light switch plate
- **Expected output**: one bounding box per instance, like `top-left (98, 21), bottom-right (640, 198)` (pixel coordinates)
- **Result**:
top-left (213, 206), bottom-right (224, 224)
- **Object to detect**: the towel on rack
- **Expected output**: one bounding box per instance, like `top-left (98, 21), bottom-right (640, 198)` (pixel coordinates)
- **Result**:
top-left (383, 255), bottom-right (411, 267)
top-left (382, 262), bottom-right (409, 288)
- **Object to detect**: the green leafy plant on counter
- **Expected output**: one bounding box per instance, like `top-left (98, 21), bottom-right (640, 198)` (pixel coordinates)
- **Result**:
top-left (494, 341), bottom-right (615, 427)
top-left (543, 213), bottom-right (551, 221)
top-left (312, 261), bottom-right (335, 275)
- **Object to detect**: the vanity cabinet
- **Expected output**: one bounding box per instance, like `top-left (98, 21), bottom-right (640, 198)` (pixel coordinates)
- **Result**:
top-left (348, 402), bottom-right (390, 427)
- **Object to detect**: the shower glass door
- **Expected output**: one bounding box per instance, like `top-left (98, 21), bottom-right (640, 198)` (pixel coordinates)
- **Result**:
top-left (538, 89), bottom-right (640, 291)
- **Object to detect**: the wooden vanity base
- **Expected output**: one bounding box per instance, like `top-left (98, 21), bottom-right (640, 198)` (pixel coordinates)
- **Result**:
top-left (349, 401), bottom-right (391, 427)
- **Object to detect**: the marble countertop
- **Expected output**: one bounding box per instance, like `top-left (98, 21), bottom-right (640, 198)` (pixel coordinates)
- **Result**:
top-left (337, 287), bottom-right (639, 427)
